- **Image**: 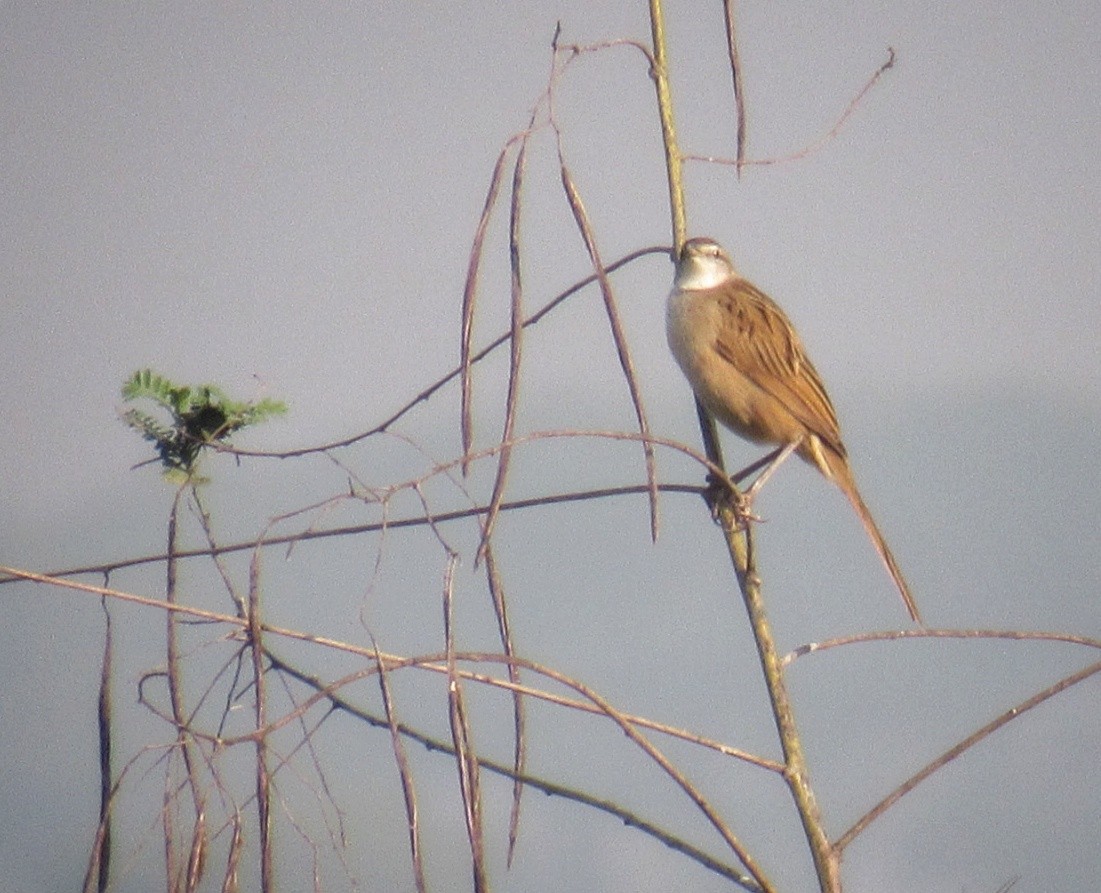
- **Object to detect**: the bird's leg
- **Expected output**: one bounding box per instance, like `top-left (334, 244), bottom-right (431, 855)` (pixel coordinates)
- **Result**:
top-left (724, 438), bottom-right (803, 527)
top-left (743, 438), bottom-right (801, 503)
top-left (730, 445), bottom-right (788, 485)
top-left (704, 440), bottom-right (801, 526)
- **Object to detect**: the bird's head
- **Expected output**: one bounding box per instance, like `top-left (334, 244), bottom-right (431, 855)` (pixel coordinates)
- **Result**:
top-left (674, 237), bottom-right (737, 290)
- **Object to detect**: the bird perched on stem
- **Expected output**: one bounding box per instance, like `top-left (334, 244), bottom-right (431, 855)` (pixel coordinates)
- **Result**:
top-left (666, 236), bottom-right (921, 624)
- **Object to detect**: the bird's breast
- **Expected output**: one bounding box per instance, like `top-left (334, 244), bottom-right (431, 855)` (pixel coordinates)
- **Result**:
top-left (665, 285), bottom-right (791, 446)
top-left (665, 286), bottom-right (719, 377)
top-left (666, 287), bottom-right (752, 422)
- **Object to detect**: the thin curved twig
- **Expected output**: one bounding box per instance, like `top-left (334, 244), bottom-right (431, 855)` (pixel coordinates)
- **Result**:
top-left (218, 247), bottom-right (668, 460)
top-left (684, 47), bottom-right (896, 169)
top-left (4, 427), bottom-right (723, 586)
top-left (267, 650), bottom-right (759, 888)
top-left (721, 0), bottom-right (748, 173)
top-left (836, 659), bottom-right (1101, 852)
top-left (784, 627), bottom-right (1101, 667)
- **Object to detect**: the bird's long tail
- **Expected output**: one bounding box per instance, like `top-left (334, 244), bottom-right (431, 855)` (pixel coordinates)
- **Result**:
top-left (829, 456), bottom-right (922, 625)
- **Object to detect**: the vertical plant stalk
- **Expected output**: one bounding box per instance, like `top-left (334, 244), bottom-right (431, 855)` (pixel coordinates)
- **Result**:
top-left (223, 811), bottom-right (244, 893)
top-left (443, 552), bottom-right (487, 891)
top-left (650, 0), bottom-right (726, 470)
top-left (648, 2), bottom-right (838, 889)
top-left (483, 546), bottom-right (527, 865)
top-left (722, 0), bottom-right (748, 173)
top-left (648, 0), bottom-right (686, 251)
top-left (719, 506), bottom-right (840, 890)
top-left (460, 141), bottom-right (516, 475)
top-left (375, 643), bottom-right (427, 893)
top-left (468, 127), bottom-right (531, 861)
top-left (557, 162), bottom-right (660, 541)
top-left (165, 483), bottom-right (206, 891)
top-left (246, 549), bottom-right (273, 892)
top-left (478, 136), bottom-right (529, 561)
top-left (94, 596), bottom-right (113, 893)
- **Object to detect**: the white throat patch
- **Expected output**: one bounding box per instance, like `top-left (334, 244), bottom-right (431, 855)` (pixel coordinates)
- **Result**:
top-left (674, 254), bottom-right (736, 291)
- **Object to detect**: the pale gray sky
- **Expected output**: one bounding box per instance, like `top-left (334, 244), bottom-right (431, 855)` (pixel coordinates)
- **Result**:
top-left (2, 3), bottom-right (1099, 892)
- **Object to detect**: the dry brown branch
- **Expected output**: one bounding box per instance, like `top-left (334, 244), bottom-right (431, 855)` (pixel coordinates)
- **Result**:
top-left (266, 647), bottom-right (773, 892)
top-left (185, 812), bottom-right (206, 893)
top-left (13, 559), bottom-right (1097, 774)
top-left (374, 640), bottom-right (426, 893)
top-left (2, 428), bottom-right (724, 587)
top-left (3, 485), bottom-right (692, 586)
top-left (683, 47), bottom-right (896, 169)
top-left (557, 161), bottom-right (661, 541)
top-left (185, 245), bottom-right (665, 463)
top-left (245, 549), bottom-right (273, 891)
top-left (82, 735), bottom-right (240, 893)
top-left (477, 134), bottom-right (529, 564)
top-left (266, 670), bottom-right (353, 873)
top-left (494, 26), bottom-right (666, 543)
top-left (268, 650), bottom-right (759, 886)
top-left (165, 484), bottom-right (208, 891)
top-left (784, 627), bottom-right (1101, 666)
top-left (647, 0), bottom-right (838, 884)
top-left (191, 488), bottom-right (246, 616)
top-left (721, 504), bottom-right (839, 889)
top-left (835, 659), bottom-right (1101, 852)
top-left (442, 552), bottom-right (488, 891)
top-left (94, 596), bottom-right (113, 893)
top-left (259, 646), bottom-right (787, 773)
top-left (54, 567), bottom-right (787, 891)
top-left (552, 33), bottom-right (656, 71)
top-left (459, 26), bottom-right (655, 481)
top-left (38, 513), bottom-right (1087, 893)
top-left (722, 0), bottom-right (748, 173)
top-left (482, 544), bottom-right (527, 865)
top-left (460, 136), bottom-right (519, 475)
top-left (492, 653), bottom-right (774, 892)
top-left (222, 811), bottom-right (244, 893)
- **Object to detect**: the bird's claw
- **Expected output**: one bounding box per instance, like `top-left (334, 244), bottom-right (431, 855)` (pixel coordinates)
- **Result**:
top-left (703, 474), bottom-right (762, 528)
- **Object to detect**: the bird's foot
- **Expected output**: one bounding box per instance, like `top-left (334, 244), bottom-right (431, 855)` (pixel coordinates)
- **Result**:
top-left (704, 473), bottom-right (763, 529)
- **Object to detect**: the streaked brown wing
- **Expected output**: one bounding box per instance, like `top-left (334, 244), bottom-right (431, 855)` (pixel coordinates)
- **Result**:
top-left (712, 278), bottom-right (847, 456)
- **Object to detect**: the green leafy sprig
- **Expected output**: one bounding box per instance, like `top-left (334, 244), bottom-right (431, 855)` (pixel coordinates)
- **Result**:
top-left (121, 369), bottom-right (286, 474)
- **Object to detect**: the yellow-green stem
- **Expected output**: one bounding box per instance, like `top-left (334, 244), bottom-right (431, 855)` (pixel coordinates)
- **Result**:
top-left (648, 1), bottom-right (839, 888)
top-left (719, 505), bottom-right (840, 891)
top-left (648, 0), bottom-right (687, 253)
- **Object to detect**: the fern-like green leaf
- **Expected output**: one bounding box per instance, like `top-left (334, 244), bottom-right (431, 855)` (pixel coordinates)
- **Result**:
top-left (121, 369), bottom-right (287, 474)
